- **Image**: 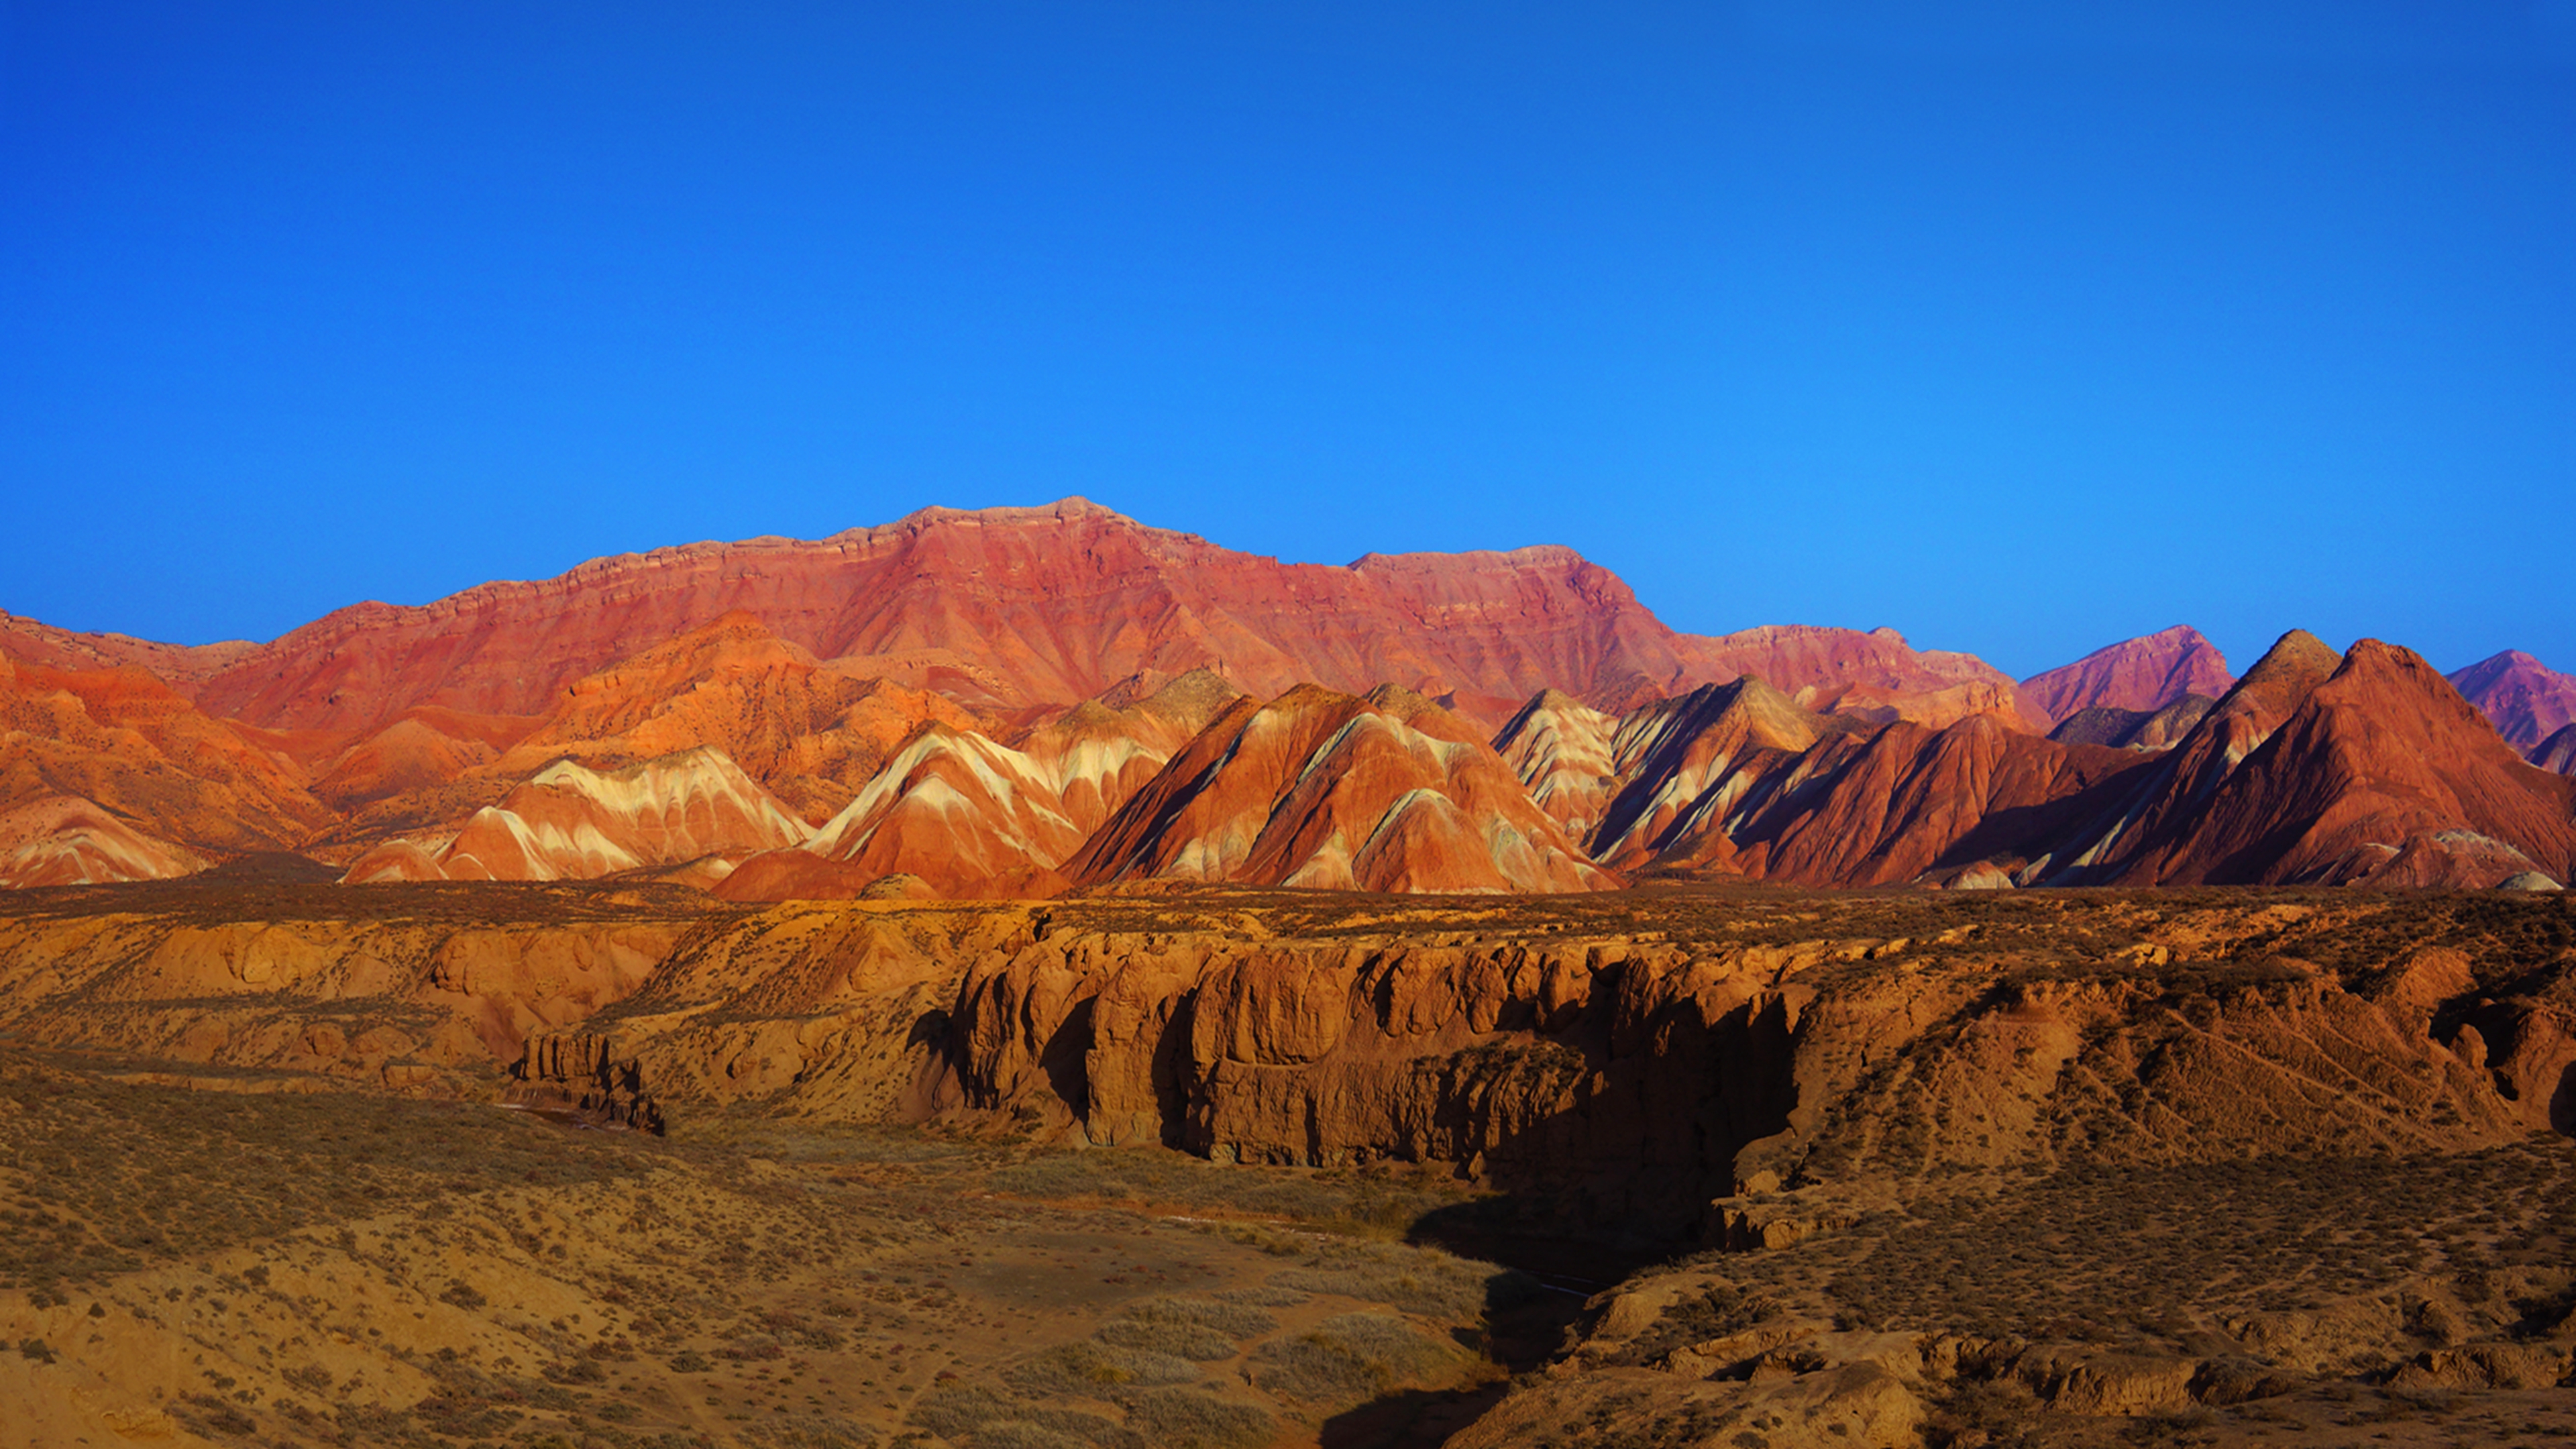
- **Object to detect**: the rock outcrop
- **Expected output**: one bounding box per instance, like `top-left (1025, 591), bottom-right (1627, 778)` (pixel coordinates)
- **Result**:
top-left (176, 501), bottom-right (1706, 729)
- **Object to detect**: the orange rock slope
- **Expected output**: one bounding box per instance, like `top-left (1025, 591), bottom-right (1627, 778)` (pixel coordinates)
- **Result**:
top-left (343, 748), bottom-right (810, 885)
top-left (717, 669), bottom-right (1241, 900)
top-left (0, 794), bottom-right (209, 888)
top-left (0, 649), bottom-right (332, 857)
top-left (1065, 684), bottom-right (1617, 894)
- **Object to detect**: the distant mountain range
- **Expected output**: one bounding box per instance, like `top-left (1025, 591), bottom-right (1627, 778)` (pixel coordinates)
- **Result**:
top-left (2, 498), bottom-right (2568, 893)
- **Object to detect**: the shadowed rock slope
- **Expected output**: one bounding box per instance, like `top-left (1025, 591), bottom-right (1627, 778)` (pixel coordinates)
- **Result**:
top-left (2534, 722), bottom-right (2576, 775)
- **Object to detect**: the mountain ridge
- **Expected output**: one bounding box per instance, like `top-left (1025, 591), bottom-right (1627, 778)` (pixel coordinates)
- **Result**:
top-left (1, 502), bottom-right (2565, 897)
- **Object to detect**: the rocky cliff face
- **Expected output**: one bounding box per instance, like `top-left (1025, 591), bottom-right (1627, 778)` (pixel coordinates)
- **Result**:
top-left (466, 888), bottom-right (2576, 1234)
top-left (0, 883), bottom-right (2500, 1216)
top-left (7, 875), bottom-right (2571, 1446)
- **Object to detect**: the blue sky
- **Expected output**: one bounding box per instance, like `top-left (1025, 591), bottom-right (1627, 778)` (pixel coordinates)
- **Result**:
top-left (3, 1), bottom-right (2570, 679)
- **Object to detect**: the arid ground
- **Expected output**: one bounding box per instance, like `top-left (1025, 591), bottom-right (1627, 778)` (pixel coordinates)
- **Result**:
top-left (3, 877), bottom-right (2572, 1448)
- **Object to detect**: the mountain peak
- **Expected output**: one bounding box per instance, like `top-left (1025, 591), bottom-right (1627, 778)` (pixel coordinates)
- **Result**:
top-left (2021, 625), bottom-right (2235, 724)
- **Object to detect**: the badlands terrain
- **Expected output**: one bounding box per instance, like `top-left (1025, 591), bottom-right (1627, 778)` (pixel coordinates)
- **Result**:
top-left (2, 500), bottom-right (2574, 1446)
top-left (0, 878), bottom-right (2572, 1448)
top-left (0, 498), bottom-right (2569, 900)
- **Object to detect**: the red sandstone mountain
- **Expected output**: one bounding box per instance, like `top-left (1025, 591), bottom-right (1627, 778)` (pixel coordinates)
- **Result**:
top-left (0, 502), bottom-right (2037, 884)
top-left (176, 500), bottom-right (1670, 729)
top-left (3, 502), bottom-right (2565, 899)
top-left (341, 748), bottom-right (810, 884)
top-left (718, 670), bottom-right (1242, 901)
top-left (1586, 679), bottom-right (1833, 871)
top-left (1724, 716), bottom-right (2157, 888)
top-left (0, 794), bottom-right (209, 888)
top-left (0, 649), bottom-right (332, 857)
top-left (1684, 624), bottom-right (2045, 731)
top-left (2448, 649), bottom-right (2576, 754)
top-left (1065, 684), bottom-right (1616, 894)
top-left (2020, 625), bottom-right (2236, 724)
top-left (2042, 629), bottom-right (2348, 885)
top-left (1538, 627), bottom-right (2571, 893)
top-left (2128, 639), bottom-right (2576, 887)
top-left (152, 500), bottom-right (2023, 739)
top-left (1553, 670), bottom-right (2151, 886)
top-left (1988, 631), bottom-right (2575, 889)
top-left (1491, 690), bottom-right (1622, 838)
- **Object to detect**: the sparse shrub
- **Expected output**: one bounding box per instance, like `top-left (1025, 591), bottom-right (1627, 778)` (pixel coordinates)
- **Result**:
top-left (1269, 1239), bottom-right (1499, 1318)
top-left (1123, 1389), bottom-right (1273, 1449)
top-left (1095, 1298), bottom-right (1275, 1361)
top-left (1214, 1285), bottom-right (1307, 1308)
top-left (1248, 1313), bottom-right (1455, 1401)
top-left (1097, 1319), bottom-right (1236, 1362)
top-left (1006, 1342), bottom-right (1198, 1399)
top-left (969, 1410), bottom-right (1142, 1449)
top-left (910, 1383), bottom-right (1018, 1438)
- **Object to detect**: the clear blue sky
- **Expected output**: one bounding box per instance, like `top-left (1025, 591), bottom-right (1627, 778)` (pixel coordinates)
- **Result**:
top-left (4, 1), bottom-right (2571, 679)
